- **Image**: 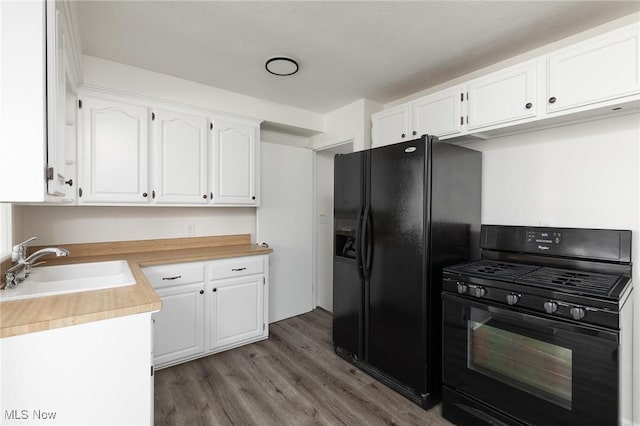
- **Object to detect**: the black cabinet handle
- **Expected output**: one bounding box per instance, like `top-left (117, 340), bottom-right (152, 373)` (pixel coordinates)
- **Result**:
top-left (232, 267), bottom-right (247, 271)
top-left (212, 288), bottom-right (217, 292)
top-left (162, 275), bottom-right (181, 281)
top-left (210, 192), bottom-right (213, 200)
top-left (252, 196), bottom-right (256, 200)
top-left (65, 179), bottom-right (73, 187)
top-left (203, 194), bottom-right (207, 199)
top-left (401, 133), bottom-right (406, 138)
top-left (199, 290), bottom-right (204, 295)
top-left (549, 97), bottom-right (557, 104)
top-left (412, 130), bottom-right (417, 136)
top-left (525, 103), bottom-right (532, 109)
top-left (152, 190), bottom-right (156, 199)
top-left (143, 192), bottom-right (148, 198)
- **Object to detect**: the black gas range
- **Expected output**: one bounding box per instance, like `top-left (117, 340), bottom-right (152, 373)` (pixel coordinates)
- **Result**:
top-left (441, 225), bottom-right (633, 426)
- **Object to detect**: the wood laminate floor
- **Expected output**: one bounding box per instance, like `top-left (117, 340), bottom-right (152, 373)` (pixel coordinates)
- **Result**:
top-left (154, 309), bottom-right (453, 426)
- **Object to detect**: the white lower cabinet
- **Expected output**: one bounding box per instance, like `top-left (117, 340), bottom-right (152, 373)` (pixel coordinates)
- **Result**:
top-left (1, 313), bottom-right (154, 425)
top-left (208, 275), bottom-right (264, 350)
top-left (144, 255), bottom-right (269, 369)
top-left (153, 282), bottom-right (206, 365)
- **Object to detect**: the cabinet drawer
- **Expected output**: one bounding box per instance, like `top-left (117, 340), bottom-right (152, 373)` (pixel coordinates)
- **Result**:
top-left (210, 256), bottom-right (263, 280)
top-left (142, 262), bottom-right (205, 289)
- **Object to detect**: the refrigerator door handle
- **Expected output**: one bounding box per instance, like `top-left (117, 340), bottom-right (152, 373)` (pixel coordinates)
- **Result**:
top-left (355, 205), bottom-right (365, 280)
top-left (362, 206), bottom-right (373, 280)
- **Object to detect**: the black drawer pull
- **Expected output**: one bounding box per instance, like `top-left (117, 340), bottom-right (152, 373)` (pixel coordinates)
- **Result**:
top-left (162, 275), bottom-right (182, 280)
top-left (232, 267), bottom-right (247, 272)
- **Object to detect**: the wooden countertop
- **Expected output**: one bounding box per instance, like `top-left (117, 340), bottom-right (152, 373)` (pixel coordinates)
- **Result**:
top-left (0, 234), bottom-right (272, 338)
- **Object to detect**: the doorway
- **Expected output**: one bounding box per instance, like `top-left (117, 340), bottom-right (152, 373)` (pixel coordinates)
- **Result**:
top-left (314, 141), bottom-right (353, 312)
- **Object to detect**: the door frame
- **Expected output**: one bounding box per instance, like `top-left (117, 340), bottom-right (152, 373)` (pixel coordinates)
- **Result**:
top-left (313, 139), bottom-right (354, 311)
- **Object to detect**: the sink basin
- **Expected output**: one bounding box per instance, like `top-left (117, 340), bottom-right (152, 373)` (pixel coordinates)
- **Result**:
top-left (0, 260), bottom-right (136, 302)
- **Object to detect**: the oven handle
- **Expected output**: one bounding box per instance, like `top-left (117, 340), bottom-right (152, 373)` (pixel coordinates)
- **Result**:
top-left (443, 292), bottom-right (618, 342)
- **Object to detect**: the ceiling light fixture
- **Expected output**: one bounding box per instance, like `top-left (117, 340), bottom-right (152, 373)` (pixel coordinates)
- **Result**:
top-left (265, 56), bottom-right (299, 76)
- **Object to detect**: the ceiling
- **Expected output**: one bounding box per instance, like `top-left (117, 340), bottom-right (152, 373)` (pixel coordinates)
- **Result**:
top-left (76, 1), bottom-right (640, 115)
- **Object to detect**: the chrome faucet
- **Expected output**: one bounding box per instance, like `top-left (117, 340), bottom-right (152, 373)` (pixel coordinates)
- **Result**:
top-left (3, 237), bottom-right (69, 289)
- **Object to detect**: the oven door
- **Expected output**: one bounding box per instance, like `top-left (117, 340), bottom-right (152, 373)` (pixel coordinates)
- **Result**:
top-left (442, 293), bottom-right (619, 426)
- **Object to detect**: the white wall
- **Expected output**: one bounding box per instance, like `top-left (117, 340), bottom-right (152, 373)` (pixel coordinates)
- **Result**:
top-left (472, 112), bottom-right (640, 424)
top-left (83, 55), bottom-right (324, 133)
top-left (310, 98), bottom-right (382, 151)
top-left (0, 204), bottom-right (12, 260)
top-left (476, 113), bottom-right (639, 229)
top-left (260, 128), bottom-right (311, 148)
top-left (315, 152), bottom-right (334, 311)
top-left (14, 206), bottom-right (256, 245)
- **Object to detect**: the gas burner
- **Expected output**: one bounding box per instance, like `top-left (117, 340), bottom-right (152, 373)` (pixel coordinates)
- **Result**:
top-left (447, 260), bottom-right (538, 280)
top-left (517, 267), bottom-right (623, 296)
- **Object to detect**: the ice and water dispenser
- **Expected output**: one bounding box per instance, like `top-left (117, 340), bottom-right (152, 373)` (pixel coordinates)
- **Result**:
top-left (335, 219), bottom-right (357, 260)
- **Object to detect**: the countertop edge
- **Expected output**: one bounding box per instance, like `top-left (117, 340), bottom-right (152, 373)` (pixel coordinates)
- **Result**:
top-left (1, 241), bottom-right (273, 338)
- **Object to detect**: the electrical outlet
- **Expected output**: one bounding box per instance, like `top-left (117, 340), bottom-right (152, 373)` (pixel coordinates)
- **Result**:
top-left (185, 224), bottom-right (195, 236)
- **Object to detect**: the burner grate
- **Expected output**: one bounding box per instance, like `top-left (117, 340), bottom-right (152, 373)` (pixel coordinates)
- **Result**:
top-left (446, 260), bottom-right (539, 280)
top-left (516, 267), bottom-right (622, 296)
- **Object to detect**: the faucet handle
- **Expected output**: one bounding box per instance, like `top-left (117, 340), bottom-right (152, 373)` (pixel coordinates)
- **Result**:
top-left (12, 237), bottom-right (37, 262)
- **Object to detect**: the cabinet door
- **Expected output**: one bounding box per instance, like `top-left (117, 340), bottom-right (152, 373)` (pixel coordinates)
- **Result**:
top-left (413, 86), bottom-right (463, 138)
top-left (371, 105), bottom-right (410, 147)
top-left (152, 109), bottom-right (208, 204)
top-left (467, 61), bottom-right (537, 130)
top-left (45, 1), bottom-right (67, 197)
top-left (208, 275), bottom-right (264, 350)
top-left (211, 119), bottom-right (257, 205)
top-left (547, 25), bottom-right (640, 113)
top-left (79, 96), bottom-right (149, 203)
top-left (152, 282), bottom-right (206, 366)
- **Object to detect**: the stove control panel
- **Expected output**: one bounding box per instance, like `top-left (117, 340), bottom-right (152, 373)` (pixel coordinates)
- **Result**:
top-left (442, 274), bottom-right (620, 329)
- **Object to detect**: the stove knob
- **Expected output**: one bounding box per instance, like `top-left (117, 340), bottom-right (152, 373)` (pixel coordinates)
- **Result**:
top-left (570, 307), bottom-right (586, 320)
top-left (471, 286), bottom-right (486, 298)
top-left (456, 283), bottom-right (468, 294)
top-left (543, 301), bottom-right (558, 314)
top-left (506, 293), bottom-right (519, 306)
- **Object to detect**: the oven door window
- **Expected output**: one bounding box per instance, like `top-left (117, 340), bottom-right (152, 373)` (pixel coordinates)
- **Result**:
top-left (468, 308), bottom-right (572, 409)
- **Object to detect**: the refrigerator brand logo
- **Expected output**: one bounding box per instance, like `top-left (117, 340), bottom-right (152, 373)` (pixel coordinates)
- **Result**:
top-left (404, 147), bottom-right (417, 153)
top-left (538, 245), bottom-right (550, 251)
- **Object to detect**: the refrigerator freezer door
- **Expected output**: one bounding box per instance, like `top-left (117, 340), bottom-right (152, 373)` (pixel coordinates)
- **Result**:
top-left (333, 151), bottom-right (366, 359)
top-left (367, 138), bottom-right (428, 393)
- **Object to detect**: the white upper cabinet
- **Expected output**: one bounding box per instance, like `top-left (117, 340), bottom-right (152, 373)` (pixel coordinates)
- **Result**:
top-left (413, 86), bottom-right (464, 138)
top-left (76, 90), bottom-right (261, 207)
top-left (467, 61), bottom-right (537, 130)
top-left (151, 109), bottom-right (209, 204)
top-left (372, 87), bottom-right (464, 147)
top-left (0, 1), bottom-right (78, 202)
top-left (546, 25), bottom-right (640, 113)
top-left (371, 105), bottom-right (411, 147)
top-left (78, 96), bottom-right (150, 204)
top-left (371, 23), bottom-right (639, 143)
top-left (46, 0), bottom-right (68, 197)
top-left (211, 119), bottom-right (258, 205)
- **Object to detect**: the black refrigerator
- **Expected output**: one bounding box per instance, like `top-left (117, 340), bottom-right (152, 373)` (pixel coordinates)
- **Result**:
top-left (333, 135), bottom-right (481, 408)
